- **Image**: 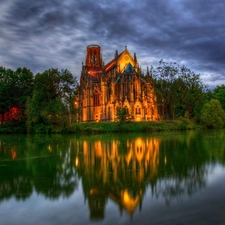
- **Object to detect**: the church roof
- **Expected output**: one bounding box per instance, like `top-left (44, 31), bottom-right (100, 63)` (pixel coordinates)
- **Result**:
top-left (125, 63), bottom-right (134, 73)
top-left (105, 50), bottom-right (124, 72)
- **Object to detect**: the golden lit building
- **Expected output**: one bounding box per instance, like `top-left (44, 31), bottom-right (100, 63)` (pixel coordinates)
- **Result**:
top-left (78, 44), bottom-right (159, 122)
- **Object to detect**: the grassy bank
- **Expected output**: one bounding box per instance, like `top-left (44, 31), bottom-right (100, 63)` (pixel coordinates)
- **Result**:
top-left (0, 118), bottom-right (204, 134)
top-left (62, 118), bottom-right (203, 134)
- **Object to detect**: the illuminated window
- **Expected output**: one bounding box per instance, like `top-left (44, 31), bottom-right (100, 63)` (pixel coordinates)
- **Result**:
top-left (136, 106), bottom-right (140, 114)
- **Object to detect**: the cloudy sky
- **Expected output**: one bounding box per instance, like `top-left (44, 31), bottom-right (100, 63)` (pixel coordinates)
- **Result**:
top-left (0, 0), bottom-right (224, 88)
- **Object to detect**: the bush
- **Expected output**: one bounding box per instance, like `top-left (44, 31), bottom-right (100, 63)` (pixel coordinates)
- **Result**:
top-left (116, 107), bottom-right (129, 125)
top-left (0, 121), bottom-right (26, 133)
top-left (200, 99), bottom-right (225, 128)
top-left (34, 124), bottom-right (52, 134)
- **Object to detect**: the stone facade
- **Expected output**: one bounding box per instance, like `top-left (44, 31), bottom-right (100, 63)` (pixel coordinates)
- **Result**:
top-left (78, 44), bottom-right (159, 122)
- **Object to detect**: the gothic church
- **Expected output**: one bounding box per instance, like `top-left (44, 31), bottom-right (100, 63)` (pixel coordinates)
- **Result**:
top-left (78, 44), bottom-right (159, 122)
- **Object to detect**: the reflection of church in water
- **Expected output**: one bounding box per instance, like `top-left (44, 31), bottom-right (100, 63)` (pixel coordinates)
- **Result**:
top-left (78, 45), bottom-right (159, 122)
top-left (74, 137), bottom-right (159, 219)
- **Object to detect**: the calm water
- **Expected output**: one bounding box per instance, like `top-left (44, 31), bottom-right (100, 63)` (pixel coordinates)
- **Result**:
top-left (0, 130), bottom-right (225, 225)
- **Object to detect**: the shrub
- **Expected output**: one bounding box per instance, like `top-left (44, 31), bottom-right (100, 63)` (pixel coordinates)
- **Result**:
top-left (116, 107), bottom-right (129, 125)
top-left (200, 99), bottom-right (225, 128)
top-left (34, 124), bottom-right (52, 134)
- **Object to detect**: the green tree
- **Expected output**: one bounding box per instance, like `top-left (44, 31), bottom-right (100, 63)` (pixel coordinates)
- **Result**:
top-left (179, 66), bottom-right (207, 120)
top-left (152, 60), bottom-right (179, 119)
top-left (200, 99), bottom-right (225, 128)
top-left (116, 107), bottom-right (129, 124)
top-left (151, 60), bottom-right (207, 120)
top-left (27, 68), bottom-right (77, 132)
top-left (213, 85), bottom-right (225, 110)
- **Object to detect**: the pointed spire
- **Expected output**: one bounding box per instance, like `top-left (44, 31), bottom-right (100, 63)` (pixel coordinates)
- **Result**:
top-left (125, 45), bottom-right (127, 50)
top-left (146, 66), bottom-right (153, 82)
top-left (134, 53), bottom-right (137, 63)
top-left (147, 66), bottom-right (150, 76)
top-left (81, 62), bottom-right (85, 73)
top-left (115, 50), bottom-right (118, 59)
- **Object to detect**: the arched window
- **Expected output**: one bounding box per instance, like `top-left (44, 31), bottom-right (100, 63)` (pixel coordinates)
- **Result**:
top-left (136, 106), bottom-right (140, 114)
top-left (123, 81), bottom-right (127, 99)
top-left (125, 106), bottom-right (128, 114)
top-left (93, 92), bottom-right (100, 106)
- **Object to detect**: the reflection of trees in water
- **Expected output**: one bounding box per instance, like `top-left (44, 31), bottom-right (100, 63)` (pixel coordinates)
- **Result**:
top-left (0, 130), bottom-right (225, 218)
top-left (0, 161), bottom-right (33, 201)
top-left (32, 151), bottom-right (77, 200)
top-left (154, 131), bottom-right (211, 205)
top-left (154, 166), bottom-right (207, 205)
top-left (0, 135), bottom-right (79, 202)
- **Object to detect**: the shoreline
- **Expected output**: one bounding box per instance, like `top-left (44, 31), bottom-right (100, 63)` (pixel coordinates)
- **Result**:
top-left (0, 119), bottom-right (204, 134)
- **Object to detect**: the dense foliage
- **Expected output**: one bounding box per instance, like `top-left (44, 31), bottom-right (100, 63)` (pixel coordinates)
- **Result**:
top-left (151, 60), bottom-right (207, 120)
top-left (213, 85), bottom-right (225, 110)
top-left (0, 67), bottom-right (34, 126)
top-left (26, 68), bottom-right (78, 133)
top-left (200, 99), bottom-right (225, 128)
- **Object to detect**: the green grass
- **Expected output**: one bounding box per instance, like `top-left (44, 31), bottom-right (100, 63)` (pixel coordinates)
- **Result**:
top-left (62, 119), bottom-right (203, 134)
top-left (0, 118), bottom-right (204, 134)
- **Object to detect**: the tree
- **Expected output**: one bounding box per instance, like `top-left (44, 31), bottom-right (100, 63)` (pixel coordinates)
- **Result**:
top-left (151, 60), bottom-right (207, 120)
top-left (27, 68), bottom-right (77, 132)
top-left (179, 66), bottom-right (207, 120)
top-left (213, 85), bottom-right (225, 110)
top-left (200, 99), bottom-right (225, 128)
top-left (0, 66), bottom-right (34, 125)
top-left (0, 67), bottom-right (14, 123)
top-left (151, 60), bottom-right (179, 119)
top-left (116, 107), bottom-right (129, 124)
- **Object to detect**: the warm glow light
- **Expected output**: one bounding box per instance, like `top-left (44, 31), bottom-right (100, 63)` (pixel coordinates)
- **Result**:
top-left (90, 188), bottom-right (99, 195)
top-left (75, 157), bottom-right (79, 167)
top-left (117, 53), bottom-right (135, 73)
top-left (135, 115), bottom-right (141, 121)
top-left (11, 150), bottom-right (17, 160)
top-left (136, 138), bottom-right (142, 148)
top-left (48, 145), bottom-right (52, 152)
top-left (121, 189), bottom-right (140, 213)
top-left (125, 150), bottom-right (132, 164)
top-left (95, 141), bottom-right (102, 157)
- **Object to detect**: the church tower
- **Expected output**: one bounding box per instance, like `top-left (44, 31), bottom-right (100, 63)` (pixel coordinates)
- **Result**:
top-left (85, 45), bottom-right (102, 68)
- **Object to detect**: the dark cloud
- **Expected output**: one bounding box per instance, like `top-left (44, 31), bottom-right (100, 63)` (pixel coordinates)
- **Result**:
top-left (0, 0), bottom-right (225, 88)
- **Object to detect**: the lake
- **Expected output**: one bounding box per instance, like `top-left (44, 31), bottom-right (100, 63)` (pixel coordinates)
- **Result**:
top-left (0, 129), bottom-right (225, 225)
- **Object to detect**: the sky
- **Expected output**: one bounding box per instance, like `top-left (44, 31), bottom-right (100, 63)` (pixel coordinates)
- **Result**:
top-left (0, 0), bottom-right (225, 89)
